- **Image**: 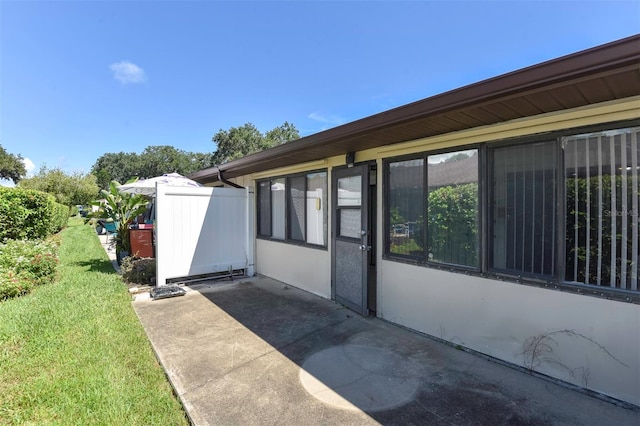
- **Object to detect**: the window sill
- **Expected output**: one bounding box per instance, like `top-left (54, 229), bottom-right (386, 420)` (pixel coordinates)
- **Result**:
top-left (256, 236), bottom-right (328, 251)
top-left (381, 255), bottom-right (640, 304)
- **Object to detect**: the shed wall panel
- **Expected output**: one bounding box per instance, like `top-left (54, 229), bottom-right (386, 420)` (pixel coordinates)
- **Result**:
top-left (156, 186), bottom-right (250, 285)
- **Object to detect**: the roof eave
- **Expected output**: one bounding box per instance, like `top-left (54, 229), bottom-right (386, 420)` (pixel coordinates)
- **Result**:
top-left (191, 34), bottom-right (640, 184)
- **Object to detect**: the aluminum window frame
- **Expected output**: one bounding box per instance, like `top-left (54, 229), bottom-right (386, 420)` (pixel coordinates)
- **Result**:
top-left (383, 144), bottom-right (482, 272)
top-left (382, 119), bottom-right (640, 302)
top-left (256, 169), bottom-right (328, 249)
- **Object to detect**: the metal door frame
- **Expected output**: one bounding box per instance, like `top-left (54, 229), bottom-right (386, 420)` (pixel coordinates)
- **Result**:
top-left (331, 162), bottom-right (376, 315)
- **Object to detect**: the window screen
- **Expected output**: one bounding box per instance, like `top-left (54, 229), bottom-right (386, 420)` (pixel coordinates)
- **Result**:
top-left (257, 180), bottom-right (271, 236)
top-left (288, 176), bottom-right (305, 241)
top-left (271, 178), bottom-right (285, 240)
top-left (491, 141), bottom-right (557, 277)
top-left (388, 159), bottom-right (424, 257)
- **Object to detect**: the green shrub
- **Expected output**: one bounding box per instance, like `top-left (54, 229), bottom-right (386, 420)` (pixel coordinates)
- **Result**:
top-left (51, 202), bottom-right (70, 233)
top-left (70, 205), bottom-right (79, 216)
top-left (120, 256), bottom-right (156, 285)
top-left (0, 238), bottom-right (59, 289)
top-left (0, 270), bottom-right (33, 300)
top-left (0, 187), bottom-right (68, 240)
top-left (0, 191), bottom-right (30, 240)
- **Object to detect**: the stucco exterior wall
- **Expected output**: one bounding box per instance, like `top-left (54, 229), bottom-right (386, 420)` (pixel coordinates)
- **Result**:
top-left (377, 260), bottom-right (640, 405)
top-left (242, 98), bottom-right (640, 406)
top-left (256, 239), bottom-right (331, 298)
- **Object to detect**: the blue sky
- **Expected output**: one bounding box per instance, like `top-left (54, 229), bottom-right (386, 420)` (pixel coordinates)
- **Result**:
top-left (1, 1), bottom-right (639, 181)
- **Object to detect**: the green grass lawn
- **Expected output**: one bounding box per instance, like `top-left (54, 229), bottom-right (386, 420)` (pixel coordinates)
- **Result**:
top-left (0, 218), bottom-right (188, 425)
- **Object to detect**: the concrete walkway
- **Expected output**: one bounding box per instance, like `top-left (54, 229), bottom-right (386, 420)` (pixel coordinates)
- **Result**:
top-left (98, 229), bottom-right (120, 273)
top-left (131, 277), bottom-right (639, 426)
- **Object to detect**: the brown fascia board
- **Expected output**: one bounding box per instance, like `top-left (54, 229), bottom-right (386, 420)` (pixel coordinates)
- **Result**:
top-left (191, 34), bottom-right (640, 184)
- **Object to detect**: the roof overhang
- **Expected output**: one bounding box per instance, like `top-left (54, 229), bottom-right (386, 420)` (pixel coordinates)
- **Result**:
top-left (190, 34), bottom-right (640, 184)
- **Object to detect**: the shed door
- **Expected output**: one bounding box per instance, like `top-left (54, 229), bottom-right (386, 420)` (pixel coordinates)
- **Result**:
top-left (332, 164), bottom-right (376, 315)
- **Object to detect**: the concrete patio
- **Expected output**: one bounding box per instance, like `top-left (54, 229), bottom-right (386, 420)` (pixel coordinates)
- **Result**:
top-left (132, 277), bottom-right (639, 425)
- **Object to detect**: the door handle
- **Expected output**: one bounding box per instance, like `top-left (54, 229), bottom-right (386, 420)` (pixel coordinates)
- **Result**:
top-left (360, 245), bottom-right (371, 251)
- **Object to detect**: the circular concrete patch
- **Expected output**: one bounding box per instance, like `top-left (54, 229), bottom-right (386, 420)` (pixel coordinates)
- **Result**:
top-left (299, 344), bottom-right (421, 412)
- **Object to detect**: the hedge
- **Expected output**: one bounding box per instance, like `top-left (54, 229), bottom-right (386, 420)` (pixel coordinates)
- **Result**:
top-left (0, 187), bottom-right (69, 241)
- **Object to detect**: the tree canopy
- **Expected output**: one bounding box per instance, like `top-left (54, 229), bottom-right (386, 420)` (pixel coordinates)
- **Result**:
top-left (211, 122), bottom-right (299, 165)
top-left (137, 146), bottom-right (214, 179)
top-left (91, 146), bottom-right (215, 190)
top-left (18, 166), bottom-right (100, 207)
top-left (0, 145), bottom-right (27, 184)
top-left (91, 152), bottom-right (142, 190)
top-left (90, 122), bottom-right (299, 190)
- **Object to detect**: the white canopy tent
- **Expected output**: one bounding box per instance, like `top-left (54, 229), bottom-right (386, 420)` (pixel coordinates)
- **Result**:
top-left (117, 173), bottom-right (202, 196)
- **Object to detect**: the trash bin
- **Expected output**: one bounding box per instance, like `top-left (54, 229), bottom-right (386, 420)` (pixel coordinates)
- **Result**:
top-left (129, 225), bottom-right (154, 258)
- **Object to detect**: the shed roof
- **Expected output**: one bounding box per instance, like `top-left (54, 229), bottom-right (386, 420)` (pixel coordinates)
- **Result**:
top-left (191, 35), bottom-right (640, 184)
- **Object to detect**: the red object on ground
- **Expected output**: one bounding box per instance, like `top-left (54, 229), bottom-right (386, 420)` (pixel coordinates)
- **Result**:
top-left (130, 228), bottom-right (154, 258)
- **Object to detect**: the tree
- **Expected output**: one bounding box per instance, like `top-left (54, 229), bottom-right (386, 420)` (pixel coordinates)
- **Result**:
top-left (91, 152), bottom-right (142, 190)
top-left (137, 146), bottom-right (215, 179)
top-left (89, 122), bottom-right (299, 190)
top-left (0, 145), bottom-right (26, 184)
top-left (264, 121), bottom-right (300, 146)
top-left (91, 147), bottom-right (216, 190)
top-left (212, 121), bottom-right (299, 165)
top-left (18, 166), bottom-right (100, 206)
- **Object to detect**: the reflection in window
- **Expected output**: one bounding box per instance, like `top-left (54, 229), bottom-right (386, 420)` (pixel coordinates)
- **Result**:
top-left (383, 123), bottom-right (640, 295)
top-left (257, 171), bottom-right (327, 247)
top-left (340, 209), bottom-right (361, 238)
top-left (257, 181), bottom-right (271, 236)
top-left (288, 176), bottom-right (305, 241)
top-left (337, 176), bottom-right (361, 206)
top-left (564, 127), bottom-right (639, 290)
top-left (427, 150), bottom-right (479, 267)
top-left (271, 178), bottom-right (285, 240)
top-left (389, 159), bottom-right (424, 256)
top-left (307, 172), bottom-right (327, 246)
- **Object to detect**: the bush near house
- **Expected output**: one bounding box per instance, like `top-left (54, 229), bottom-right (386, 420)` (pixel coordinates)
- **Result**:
top-left (0, 271), bottom-right (33, 301)
top-left (0, 187), bottom-right (69, 241)
top-left (0, 238), bottom-right (60, 300)
top-left (120, 256), bottom-right (156, 286)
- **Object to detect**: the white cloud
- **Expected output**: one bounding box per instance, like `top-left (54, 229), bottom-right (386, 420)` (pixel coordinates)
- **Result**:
top-left (307, 112), bottom-right (345, 125)
top-left (22, 157), bottom-right (35, 173)
top-left (109, 60), bottom-right (147, 84)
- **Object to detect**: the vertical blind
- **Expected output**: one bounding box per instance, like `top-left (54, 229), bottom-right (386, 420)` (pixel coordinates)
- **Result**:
top-left (491, 141), bottom-right (557, 276)
top-left (564, 128), bottom-right (639, 290)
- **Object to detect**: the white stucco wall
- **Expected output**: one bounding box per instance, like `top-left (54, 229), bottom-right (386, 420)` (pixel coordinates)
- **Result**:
top-left (378, 260), bottom-right (640, 406)
top-left (255, 239), bottom-right (331, 298)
